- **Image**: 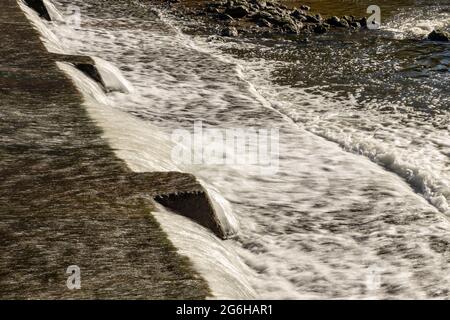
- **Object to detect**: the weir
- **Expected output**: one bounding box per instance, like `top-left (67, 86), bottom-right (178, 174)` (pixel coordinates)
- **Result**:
top-left (0, 0), bottom-right (227, 298)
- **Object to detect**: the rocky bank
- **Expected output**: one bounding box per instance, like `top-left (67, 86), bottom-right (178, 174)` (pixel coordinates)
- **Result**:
top-left (156, 0), bottom-right (369, 37)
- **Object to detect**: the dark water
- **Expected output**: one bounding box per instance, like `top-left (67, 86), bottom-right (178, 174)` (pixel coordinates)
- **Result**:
top-left (284, 0), bottom-right (416, 17)
top-left (227, 1), bottom-right (450, 114)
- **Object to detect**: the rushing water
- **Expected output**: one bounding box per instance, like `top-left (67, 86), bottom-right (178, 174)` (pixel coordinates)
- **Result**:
top-left (24, 0), bottom-right (450, 298)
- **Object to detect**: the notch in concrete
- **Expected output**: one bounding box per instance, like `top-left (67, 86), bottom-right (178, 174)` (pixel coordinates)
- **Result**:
top-left (74, 63), bottom-right (107, 91)
top-left (52, 54), bottom-right (108, 91)
top-left (155, 191), bottom-right (226, 239)
top-left (54, 54), bottom-right (132, 94)
top-left (24, 0), bottom-right (51, 21)
top-left (126, 172), bottom-right (228, 239)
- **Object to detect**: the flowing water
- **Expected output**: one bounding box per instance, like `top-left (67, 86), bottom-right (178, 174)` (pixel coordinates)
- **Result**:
top-left (22, 0), bottom-right (450, 299)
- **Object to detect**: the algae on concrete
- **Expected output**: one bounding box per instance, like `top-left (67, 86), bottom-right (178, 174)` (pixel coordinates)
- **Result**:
top-left (0, 0), bottom-right (211, 299)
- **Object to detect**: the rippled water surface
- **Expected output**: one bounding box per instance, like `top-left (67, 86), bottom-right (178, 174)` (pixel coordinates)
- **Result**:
top-left (38, 0), bottom-right (450, 298)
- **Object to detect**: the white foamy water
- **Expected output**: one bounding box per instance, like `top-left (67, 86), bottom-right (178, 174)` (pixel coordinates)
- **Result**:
top-left (55, 61), bottom-right (253, 299)
top-left (92, 56), bottom-right (135, 94)
top-left (154, 204), bottom-right (255, 299)
top-left (25, 0), bottom-right (450, 299)
top-left (56, 62), bottom-right (178, 172)
top-left (20, 0), bottom-right (253, 298)
top-left (228, 56), bottom-right (450, 214)
top-left (383, 4), bottom-right (450, 39)
top-left (43, 0), bottom-right (65, 22)
top-left (18, 0), bottom-right (68, 53)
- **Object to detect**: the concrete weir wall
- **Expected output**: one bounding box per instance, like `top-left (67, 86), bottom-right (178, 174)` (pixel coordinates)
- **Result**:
top-left (0, 0), bottom-right (220, 299)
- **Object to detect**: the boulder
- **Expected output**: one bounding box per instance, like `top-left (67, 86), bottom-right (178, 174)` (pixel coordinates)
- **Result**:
top-left (342, 15), bottom-right (355, 23)
top-left (221, 26), bottom-right (239, 37)
top-left (225, 5), bottom-right (250, 19)
top-left (252, 10), bottom-right (274, 23)
top-left (265, 0), bottom-right (278, 8)
top-left (428, 30), bottom-right (450, 42)
top-left (272, 15), bottom-right (295, 27)
top-left (253, 0), bottom-right (267, 9)
top-left (358, 17), bottom-right (368, 28)
top-left (305, 14), bottom-right (321, 23)
top-left (283, 21), bottom-right (301, 34)
top-left (300, 5), bottom-right (311, 11)
top-left (326, 16), bottom-right (349, 28)
top-left (350, 21), bottom-right (361, 29)
top-left (206, 3), bottom-right (221, 13)
top-left (291, 9), bottom-right (307, 22)
top-left (257, 18), bottom-right (272, 28)
top-left (313, 24), bottom-right (329, 34)
top-left (218, 13), bottom-right (235, 21)
top-left (267, 7), bottom-right (284, 17)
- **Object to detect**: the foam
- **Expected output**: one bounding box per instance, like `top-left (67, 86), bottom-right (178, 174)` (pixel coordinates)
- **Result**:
top-left (45, 0), bottom-right (450, 299)
top-left (18, 0), bottom-right (67, 53)
top-left (383, 5), bottom-right (450, 39)
top-left (92, 56), bottom-right (135, 94)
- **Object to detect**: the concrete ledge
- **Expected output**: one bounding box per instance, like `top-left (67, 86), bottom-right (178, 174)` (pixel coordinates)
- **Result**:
top-left (0, 0), bottom-right (216, 299)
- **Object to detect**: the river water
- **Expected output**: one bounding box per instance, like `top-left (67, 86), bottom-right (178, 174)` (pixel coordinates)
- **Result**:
top-left (25, 0), bottom-right (450, 298)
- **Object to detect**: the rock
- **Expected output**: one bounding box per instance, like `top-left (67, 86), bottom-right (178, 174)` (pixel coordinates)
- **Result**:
top-left (218, 13), bottom-right (235, 21)
top-left (257, 18), bottom-right (272, 28)
top-left (208, 0), bottom-right (225, 7)
top-left (339, 20), bottom-right (350, 28)
top-left (206, 35), bottom-right (224, 42)
top-left (326, 16), bottom-right (339, 25)
top-left (249, 4), bottom-right (259, 12)
top-left (253, 0), bottom-right (267, 9)
top-left (326, 16), bottom-right (349, 28)
top-left (291, 9), bottom-right (307, 22)
top-left (313, 24), bottom-right (328, 34)
top-left (197, 0), bottom-right (367, 37)
top-left (351, 21), bottom-right (361, 28)
top-left (342, 15), bottom-right (355, 23)
top-left (326, 16), bottom-right (338, 26)
top-left (283, 21), bottom-right (301, 34)
top-left (252, 10), bottom-right (274, 22)
top-left (259, 12), bottom-right (300, 34)
top-left (266, 0), bottom-right (278, 8)
top-left (221, 26), bottom-right (239, 37)
top-left (358, 17), bottom-right (368, 28)
top-left (267, 7), bottom-right (283, 17)
top-left (235, 0), bottom-right (250, 5)
top-left (350, 21), bottom-right (361, 29)
top-left (300, 5), bottom-right (311, 11)
top-left (225, 5), bottom-right (249, 19)
top-left (428, 30), bottom-right (450, 42)
top-left (206, 7), bottom-right (221, 14)
top-left (273, 15), bottom-right (295, 27)
top-left (206, 3), bottom-right (221, 13)
top-left (305, 14), bottom-right (321, 23)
